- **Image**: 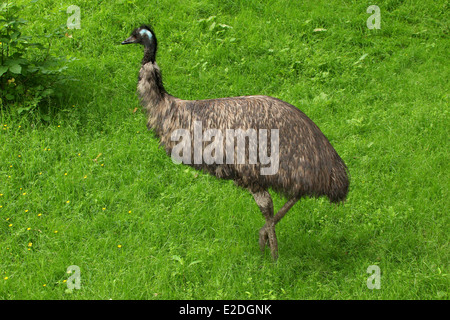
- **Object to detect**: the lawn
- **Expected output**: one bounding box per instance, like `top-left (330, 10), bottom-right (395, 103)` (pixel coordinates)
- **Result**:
top-left (0, 0), bottom-right (448, 299)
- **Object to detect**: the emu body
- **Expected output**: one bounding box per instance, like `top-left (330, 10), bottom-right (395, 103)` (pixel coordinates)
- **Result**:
top-left (122, 25), bottom-right (349, 260)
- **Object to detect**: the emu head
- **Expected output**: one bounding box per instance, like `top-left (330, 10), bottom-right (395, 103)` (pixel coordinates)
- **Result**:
top-left (122, 25), bottom-right (158, 63)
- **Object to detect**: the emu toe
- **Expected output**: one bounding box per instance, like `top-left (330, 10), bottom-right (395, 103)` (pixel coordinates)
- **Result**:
top-left (259, 224), bottom-right (279, 260)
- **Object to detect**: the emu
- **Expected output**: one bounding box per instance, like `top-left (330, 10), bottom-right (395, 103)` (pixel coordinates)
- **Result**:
top-left (122, 25), bottom-right (349, 260)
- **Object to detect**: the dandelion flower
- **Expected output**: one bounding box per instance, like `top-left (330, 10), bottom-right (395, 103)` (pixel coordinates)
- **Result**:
top-left (38, 213), bottom-right (42, 217)
top-left (117, 245), bottom-right (122, 248)
top-left (4, 277), bottom-right (8, 280)
top-left (66, 201), bottom-right (70, 204)
top-left (8, 224), bottom-right (12, 227)
top-left (27, 228), bottom-right (31, 231)
top-left (28, 242), bottom-right (32, 247)
top-left (54, 230), bottom-right (58, 234)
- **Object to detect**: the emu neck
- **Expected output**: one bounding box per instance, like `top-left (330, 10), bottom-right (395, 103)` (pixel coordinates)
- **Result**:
top-left (138, 61), bottom-right (169, 110)
top-left (142, 45), bottom-right (155, 65)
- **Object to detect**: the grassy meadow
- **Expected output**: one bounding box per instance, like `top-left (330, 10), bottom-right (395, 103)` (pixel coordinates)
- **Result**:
top-left (0, 0), bottom-right (448, 299)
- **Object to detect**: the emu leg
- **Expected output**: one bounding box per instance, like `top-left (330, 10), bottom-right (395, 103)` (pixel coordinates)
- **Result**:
top-left (274, 197), bottom-right (299, 225)
top-left (258, 226), bottom-right (269, 252)
top-left (251, 190), bottom-right (278, 259)
top-left (252, 191), bottom-right (300, 260)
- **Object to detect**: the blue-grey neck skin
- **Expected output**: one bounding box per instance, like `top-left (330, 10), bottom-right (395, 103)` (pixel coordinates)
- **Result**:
top-left (140, 29), bottom-right (153, 39)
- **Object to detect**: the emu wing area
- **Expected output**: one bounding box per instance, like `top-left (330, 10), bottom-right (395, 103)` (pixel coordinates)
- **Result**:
top-left (154, 95), bottom-right (348, 202)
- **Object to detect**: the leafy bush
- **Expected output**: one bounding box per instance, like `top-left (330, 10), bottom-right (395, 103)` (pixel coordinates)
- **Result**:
top-left (0, 1), bottom-right (73, 119)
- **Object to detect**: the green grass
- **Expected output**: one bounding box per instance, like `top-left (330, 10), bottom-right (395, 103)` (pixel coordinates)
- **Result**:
top-left (0, 0), bottom-right (448, 299)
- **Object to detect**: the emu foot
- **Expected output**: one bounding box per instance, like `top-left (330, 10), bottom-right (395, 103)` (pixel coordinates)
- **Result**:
top-left (259, 224), bottom-right (278, 261)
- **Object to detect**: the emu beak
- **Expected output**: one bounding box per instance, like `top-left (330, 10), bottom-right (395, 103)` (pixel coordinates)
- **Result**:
top-left (121, 36), bottom-right (136, 45)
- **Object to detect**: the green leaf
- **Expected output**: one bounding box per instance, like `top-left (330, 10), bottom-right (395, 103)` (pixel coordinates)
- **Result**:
top-left (11, 31), bottom-right (20, 40)
top-left (40, 114), bottom-right (51, 122)
top-left (17, 106), bottom-right (33, 114)
top-left (0, 65), bottom-right (8, 76)
top-left (42, 88), bottom-right (54, 97)
top-left (8, 64), bottom-right (22, 74)
top-left (188, 260), bottom-right (203, 267)
top-left (5, 58), bottom-right (27, 66)
top-left (171, 255), bottom-right (184, 265)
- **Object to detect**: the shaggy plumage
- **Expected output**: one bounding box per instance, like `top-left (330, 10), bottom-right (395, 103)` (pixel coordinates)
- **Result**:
top-left (122, 25), bottom-right (349, 259)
